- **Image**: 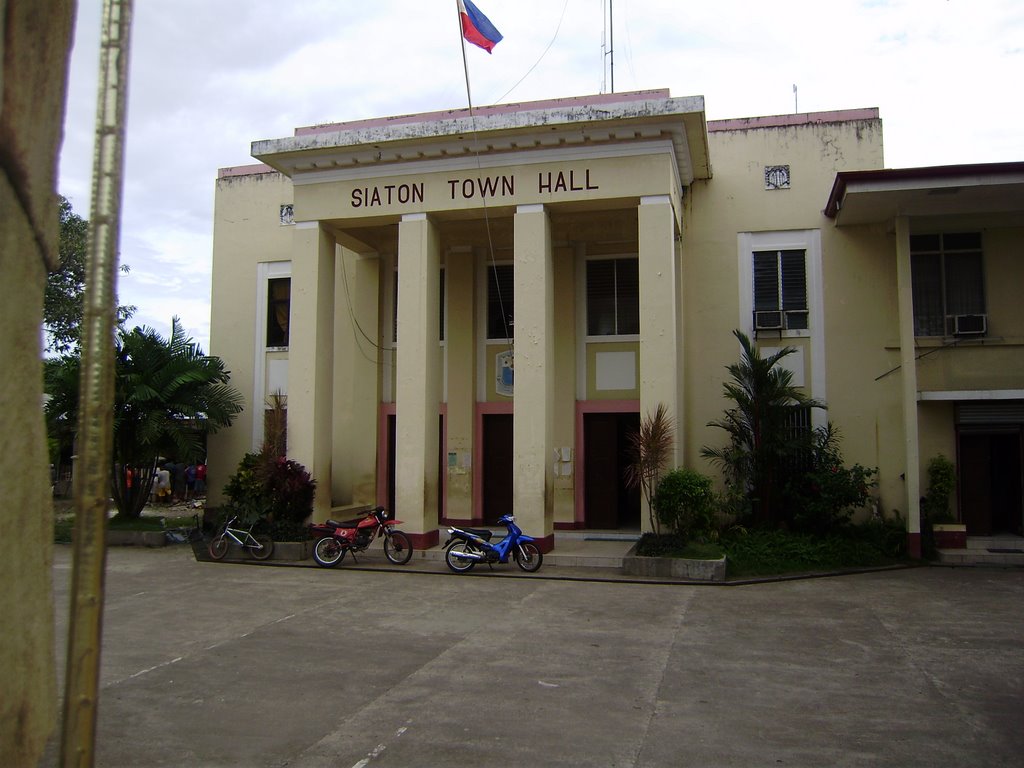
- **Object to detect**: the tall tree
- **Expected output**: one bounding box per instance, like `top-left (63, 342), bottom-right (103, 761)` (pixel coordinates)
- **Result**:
top-left (701, 330), bottom-right (823, 527)
top-left (45, 318), bottom-right (244, 518)
top-left (43, 195), bottom-right (134, 354)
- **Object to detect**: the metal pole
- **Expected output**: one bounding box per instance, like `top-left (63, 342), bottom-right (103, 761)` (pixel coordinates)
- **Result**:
top-left (455, 0), bottom-right (474, 114)
top-left (609, 0), bottom-right (615, 93)
top-left (59, 1), bottom-right (134, 764)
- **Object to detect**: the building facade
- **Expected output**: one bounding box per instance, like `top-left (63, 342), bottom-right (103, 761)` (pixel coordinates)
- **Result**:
top-left (208, 90), bottom-right (1024, 555)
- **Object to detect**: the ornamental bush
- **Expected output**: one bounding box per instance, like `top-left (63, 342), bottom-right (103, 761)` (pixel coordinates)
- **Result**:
top-left (783, 423), bottom-right (877, 535)
top-left (222, 450), bottom-right (316, 536)
top-left (652, 468), bottom-right (717, 543)
top-left (922, 454), bottom-right (957, 524)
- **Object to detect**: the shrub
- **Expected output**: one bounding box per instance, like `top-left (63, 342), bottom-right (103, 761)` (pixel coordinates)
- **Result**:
top-left (922, 454), bottom-right (957, 523)
top-left (652, 468), bottom-right (717, 543)
top-left (783, 423), bottom-right (877, 535)
top-left (222, 450), bottom-right (316, 536)
top-left (721, 523), bottom-right (907, 577)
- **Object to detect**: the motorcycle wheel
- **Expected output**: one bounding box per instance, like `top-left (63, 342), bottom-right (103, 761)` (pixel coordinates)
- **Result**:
top-left (313, 537), bottom-right (346, 568)
top-left (249, 534), bottom-right (274, 561)
top-left (514, 542), bottom-right (543, 573)
top-left (445, 541), bottom-right (477, 573)
top-left (383, 531), bottom-right (413, 565)
top-left (208, 534), bottom-right (229, 560)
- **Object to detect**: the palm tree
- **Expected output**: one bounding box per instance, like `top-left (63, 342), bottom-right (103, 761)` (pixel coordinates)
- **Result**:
top-left (45, 317), bottom-right (243, 518)
top-left (624, 403), bottom-right (675, 534)
top-left (701, 330), bottom-right (822, 527)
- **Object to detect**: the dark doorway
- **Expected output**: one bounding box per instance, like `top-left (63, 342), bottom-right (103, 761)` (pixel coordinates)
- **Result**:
top-left (386, 413), bottom-right (444, 522)
top-left (482, 413), bottom-right (513, 525)
top-left (387, 414), bottom-right (396, 517)
top-left (959, 430), bottom-right (1023, 536)
top-left (583, 412), bottom-right (641, 530)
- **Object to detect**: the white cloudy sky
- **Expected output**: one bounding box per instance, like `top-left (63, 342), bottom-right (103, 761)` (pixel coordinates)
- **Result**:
top-left (59, 0), bottom-right (1023, 353)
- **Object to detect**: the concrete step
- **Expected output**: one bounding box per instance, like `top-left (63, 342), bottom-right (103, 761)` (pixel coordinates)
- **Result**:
top-left (937, 547), bottom-right (1024, 567)
top-left (964, 535), bottom-right (1024, 551)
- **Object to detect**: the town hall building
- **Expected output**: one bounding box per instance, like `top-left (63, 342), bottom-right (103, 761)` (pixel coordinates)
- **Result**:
top-left (207, 89), bottom-right (1024, 556)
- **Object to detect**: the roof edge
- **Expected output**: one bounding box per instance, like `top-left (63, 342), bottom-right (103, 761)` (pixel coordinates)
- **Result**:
top-left (824, 161), bottom-right (1024, 219)
top-left (218, 163), bottom-right (276, 179)
top-left (295, 89), bottom-right (673, 137)
top-left (709, 108), bottom-right (880, 132)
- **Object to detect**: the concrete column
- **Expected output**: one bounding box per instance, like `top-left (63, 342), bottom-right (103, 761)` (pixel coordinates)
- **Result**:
top-left (288, 223), bottom-right (336, 520)
top-left (513, 204), bottom-right (555, 551)
top-left (638, 195), bottom-right (681, 531)
top-left (444, 248), bottom-right (475, 520)
top-left (395, 214), bottom-right (442, 547)
top-left (895, 215), bottom-right (922, 557)
top-left (332, 247), bottom-right (380, 508)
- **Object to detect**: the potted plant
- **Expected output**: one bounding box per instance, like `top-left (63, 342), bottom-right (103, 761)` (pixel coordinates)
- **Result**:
top-left (924, 455), bottom-right (965, 549)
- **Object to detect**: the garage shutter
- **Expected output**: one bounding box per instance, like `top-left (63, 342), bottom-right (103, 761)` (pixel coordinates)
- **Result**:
top-left (956, 401), bottom-right (1024, 425)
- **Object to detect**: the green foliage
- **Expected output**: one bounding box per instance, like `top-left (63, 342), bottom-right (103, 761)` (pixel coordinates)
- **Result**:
top-left (783, 423), bottom-right (878, 535)
top-left (44, 317), bottom-right (243, 519)
top-left (223, 451), bottom-right (316, 533)
top-left (634, 533), bottom-right (724, 559)
top-left (923, 454), bottom-right (957, 523)
top-left (721, 522), bottom-right (907, 577)
top-left (54, 516), bottom-right (74, 544)
top-left (652, 468), bottom-right (717, 542)
top-left (701, 330), bottom-right (822, 527)
top-left (44, 195), bottom-right (134, 354)
top-left (624, 403), bottom-right (675, 534)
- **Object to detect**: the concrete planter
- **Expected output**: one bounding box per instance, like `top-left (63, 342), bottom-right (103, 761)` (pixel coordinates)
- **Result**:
top-left (189, 537), bottom-right (311, 562)
top-left (622, 544), bottom-right (727, 581)
top-left (271, 541), bottom-right (312, 561)
top-left (933, 523), bottom-right (967, 549)
top-left (106, 529), bottom-right (167, 548)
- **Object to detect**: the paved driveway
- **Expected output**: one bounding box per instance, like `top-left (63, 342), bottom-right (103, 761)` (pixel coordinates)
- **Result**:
top-left (44, 546), bottom-right (1024, 767)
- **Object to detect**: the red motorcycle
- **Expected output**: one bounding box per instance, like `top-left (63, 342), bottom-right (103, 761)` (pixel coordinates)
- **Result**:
top-left (309, 506), bottom-right (413, 568)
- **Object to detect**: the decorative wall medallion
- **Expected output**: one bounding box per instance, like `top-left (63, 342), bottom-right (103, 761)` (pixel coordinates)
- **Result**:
top-left (280, 204), bottom-right (294, 225)
top-left (764, 165), bottom-right (791, 190)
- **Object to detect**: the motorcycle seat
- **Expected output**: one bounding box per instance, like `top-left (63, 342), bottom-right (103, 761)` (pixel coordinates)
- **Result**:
top-left (459, 527), bottom-right (494, 541)
top-left (325, 519), bottom-right (360, 529)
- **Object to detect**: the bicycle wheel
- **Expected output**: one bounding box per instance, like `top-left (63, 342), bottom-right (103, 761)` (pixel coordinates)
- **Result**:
top-left (313, 537), bottom-right (346, 568)
top-left (248, 534), bottom-right (274, 560)
top-left (445, 541), bottom-right (478, 573)
top-left (514, 542), bottom-right (543, 573)
top-left (383, 531), bottom-right (413, 565)
top-left (208, 534), bottom-right (229, 560)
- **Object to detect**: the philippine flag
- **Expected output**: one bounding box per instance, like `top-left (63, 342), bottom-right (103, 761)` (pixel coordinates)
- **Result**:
top-left (458, 0), bottom-right (503, 53)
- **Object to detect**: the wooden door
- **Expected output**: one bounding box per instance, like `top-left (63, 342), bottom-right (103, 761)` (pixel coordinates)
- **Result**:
top-left (482, 414), bottom-right (513, 525)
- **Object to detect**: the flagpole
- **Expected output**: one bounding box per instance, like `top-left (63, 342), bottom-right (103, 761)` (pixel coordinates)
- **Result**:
top-left (455, 0), bottom-right (475, 115)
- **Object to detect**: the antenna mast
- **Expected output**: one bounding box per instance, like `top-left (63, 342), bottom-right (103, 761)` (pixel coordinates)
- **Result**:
top-left (608, 0), bottom-right (615, 93)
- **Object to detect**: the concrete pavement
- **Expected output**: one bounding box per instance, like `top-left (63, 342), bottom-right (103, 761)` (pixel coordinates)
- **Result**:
top-left (43, 544), bottom-right (1024, 767)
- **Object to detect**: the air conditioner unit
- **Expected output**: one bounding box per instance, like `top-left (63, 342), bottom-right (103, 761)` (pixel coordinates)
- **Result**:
top-left (952, 314), bottom-right (987, 336)
top-left (754, 311), bottom-right (784, 331)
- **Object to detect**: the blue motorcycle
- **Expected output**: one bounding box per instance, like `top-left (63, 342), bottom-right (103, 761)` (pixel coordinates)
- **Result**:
top-left (444, 514), bottom-right (543, 574)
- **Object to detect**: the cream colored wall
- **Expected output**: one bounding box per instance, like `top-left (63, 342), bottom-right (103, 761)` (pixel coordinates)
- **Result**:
top-left (551, 245), bottom-right (578, 525)
top-left (683, 117), bottom-right (888, 509)
top-left (207, 171), bottom-right (294, 506)
top-left (917, 401), bottom-right (957, 513)
top-left (445, 249), bottom-right (476, 519)
top-left (331, 247), bottom-right (381, 509)
top-left (819, 224), bottom-right (909, 519)
top-left (984, 226), bottom-right (1024, 340)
